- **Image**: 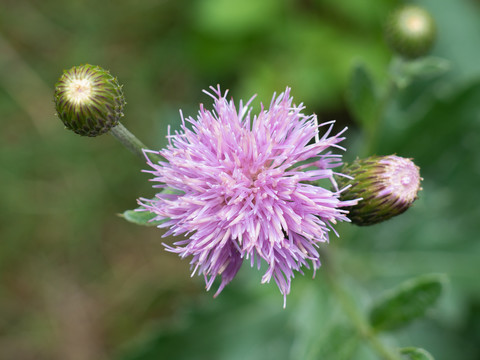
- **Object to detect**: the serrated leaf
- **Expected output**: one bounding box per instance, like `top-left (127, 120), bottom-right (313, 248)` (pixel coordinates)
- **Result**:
top-left (399, 347), bottom-right (435, 360)
top-left (369, 274), bottom-right (446, 331)
top-left (120, 207), bottom-right (165, 227)
top-left (346, 63), bottom-right (378, 130)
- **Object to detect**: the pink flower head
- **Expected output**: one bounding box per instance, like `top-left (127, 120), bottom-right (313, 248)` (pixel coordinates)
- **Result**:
top-left (139, 86), bottom-right (357, 306)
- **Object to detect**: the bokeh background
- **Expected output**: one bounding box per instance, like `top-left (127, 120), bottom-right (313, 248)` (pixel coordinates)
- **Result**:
top-left (1, 0), bottom-right (479, 359)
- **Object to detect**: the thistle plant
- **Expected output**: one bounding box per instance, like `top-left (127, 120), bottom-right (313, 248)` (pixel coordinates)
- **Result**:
top-left (52, 6), bottom-right (445, 356)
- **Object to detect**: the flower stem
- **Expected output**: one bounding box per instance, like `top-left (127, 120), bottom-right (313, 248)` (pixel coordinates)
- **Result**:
top-left (110, 122), bottom-right (163, 164)
top-left (324, 252), bottom-right (402, 360)
top-left (363, 57), bottom-right (399, 156)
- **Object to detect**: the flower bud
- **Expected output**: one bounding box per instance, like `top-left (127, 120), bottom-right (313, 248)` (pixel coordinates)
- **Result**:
top-left (337, 155), bottom-right (422, 226)
top-left (385, 5), bottom-right (436, 59)
top-left (54, 64), bottom-right (126, 137)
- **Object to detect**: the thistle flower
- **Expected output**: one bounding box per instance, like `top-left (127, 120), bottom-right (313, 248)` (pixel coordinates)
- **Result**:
top-left (337, 155), bottom-right (422, 226)
top-left (139, 86), bottom-right (357, 305)
top-left (54, 64), bottom-right (125, 136)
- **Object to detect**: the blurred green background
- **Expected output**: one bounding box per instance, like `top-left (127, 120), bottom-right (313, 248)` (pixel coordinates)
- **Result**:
top-left (1, 0), bottom-right (479, 359)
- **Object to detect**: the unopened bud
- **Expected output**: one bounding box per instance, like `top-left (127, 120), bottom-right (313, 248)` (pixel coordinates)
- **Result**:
top-left (54, 64), bottom-right (126, 137)
top-left (385, 5), bottom-right (436, 59)
top-left (338, 155), bottom-right (422, 226)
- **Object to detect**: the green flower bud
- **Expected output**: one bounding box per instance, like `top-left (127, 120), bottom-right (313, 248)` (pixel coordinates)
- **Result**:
top-left (54, 64), bottom-right (126, 137)
top-left (385, 5), bottom-right (436, 59)
top-left (337, 155), bottom-right (422, 226)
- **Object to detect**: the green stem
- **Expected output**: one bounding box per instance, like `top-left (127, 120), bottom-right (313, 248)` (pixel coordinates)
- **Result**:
top-left (110, 122), bottom-right (163, 164)
top-left (363, 57), bottom-right (400, 156)
top-left (324, 252), bottom-right (402, 360)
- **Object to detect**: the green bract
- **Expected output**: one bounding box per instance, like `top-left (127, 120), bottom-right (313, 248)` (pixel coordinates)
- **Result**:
top-left (337, 155), bottom-right (422, 226)
top-left (54, 64), bottom-right (126, 137)
top-left (385, 5), bottom-right (436, 59)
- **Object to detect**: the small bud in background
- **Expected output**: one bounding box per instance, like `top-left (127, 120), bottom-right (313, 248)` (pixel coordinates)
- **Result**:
top-left (54, 64), bottom-right (126, 137)
top-left (337, 155), bottom-right (422, 226)
top-left (385, 5), bottom-right (436, 59)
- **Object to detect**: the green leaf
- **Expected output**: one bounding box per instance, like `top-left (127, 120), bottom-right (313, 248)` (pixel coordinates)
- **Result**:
top-left (399, 347), bottom-right (435, 360)
top-left (120, 207), bottom-right (165, 227)
top-left (390, 56), bottom-right (450, 88)
top-left (346, 62), bottom-right (378, 130)
top-left (404, 57), bottom-right (450, 78)
top-left (369, 274), bottom-right (446, 331)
